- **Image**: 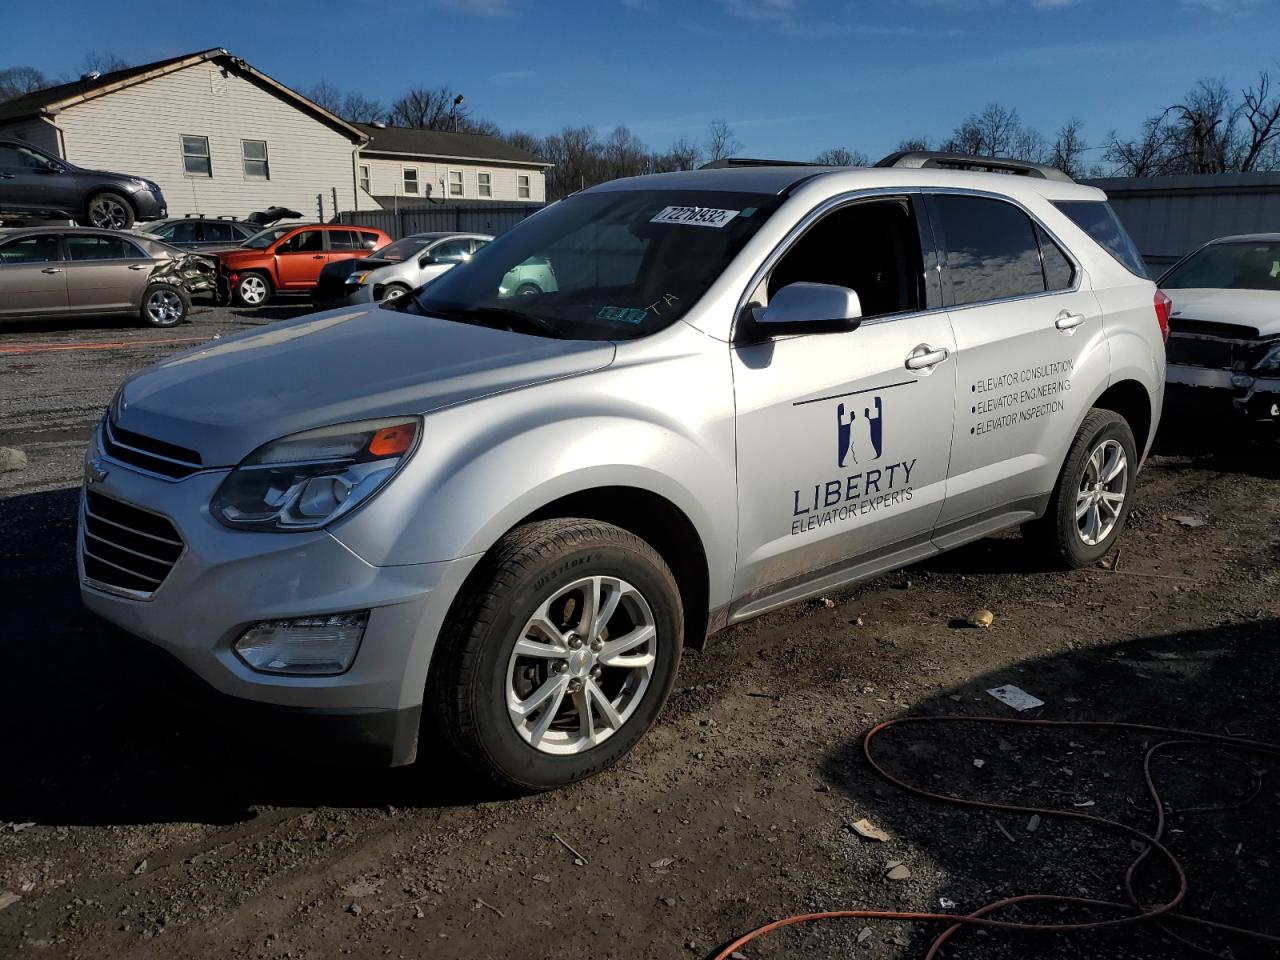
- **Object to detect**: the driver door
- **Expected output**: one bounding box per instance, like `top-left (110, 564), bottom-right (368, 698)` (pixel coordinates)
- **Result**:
top-left (730, 195), bottom-right (957, 617)
top-left (274, 229), bottom-right (326, 288)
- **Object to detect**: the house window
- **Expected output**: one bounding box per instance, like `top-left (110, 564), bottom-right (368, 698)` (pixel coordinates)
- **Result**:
top-left (517, 174), bottom-right (531, 199)
top-left (358, 164), bottom-right (371, 193)
top-left (449, 169), bottom-right (464, 197)
top-left (403, 167), bottom-right (419, 195)
top-left (181, 135), bottom-right (211, 177)
top-left (477, 171), bottom-right (492, 198)
top-left (241, 140), bottom-right (269, 180)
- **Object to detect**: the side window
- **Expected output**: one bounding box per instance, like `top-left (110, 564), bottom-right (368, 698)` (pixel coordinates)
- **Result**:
top-left (762, 197), bottom-right (925, 320)
top-left (1036, 224), bottom-right (1075, 291)
top-left (181, 135), bottom-right (211, 177)
top-left (241, 140), bottom-right (269, 180)
top-left (66, 236), bottom-right (143, 261)
top-left (327, 230), bottom-right (360, 250)
top-left (279, 230), bottom-right (323, 253)
top-left (0, 235), bottom-right (62, 263)
top-left (359, 231), bottom-right (381, 249)
top-left (430, 238), bottom-right (473, 263)
top-left (402, 167), bottom-right (419, 195)
top-left (161, 221), bottom-right (202, 244)
top-left (932, 195), bottom-right (1044, 306)
top-left (449, 170), bottom-right (464, 197)
top-left (203, 221), bottom-right (238, 242)
top-left (1053, 200), bottom-right (1148, 278)
top-left (0, 145), bottom-right (22, 168)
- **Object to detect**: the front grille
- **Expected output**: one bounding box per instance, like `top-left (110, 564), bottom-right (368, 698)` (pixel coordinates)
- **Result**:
top-left (1167, 336), bottom-right (1235, 369)
top-left (1169, 317), bottom-right (1261, 339)
top-left (103, 417), bottom-right (202, 479)
top-left (1166, 317), bottom-right (1269, 370)
top-left (81, 490), bottom-right (184, 597)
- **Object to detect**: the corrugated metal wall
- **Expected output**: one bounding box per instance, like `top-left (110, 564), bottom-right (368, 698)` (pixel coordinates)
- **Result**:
top-left (339, 201), bottom-right (545, 240)
top-left (1085, 172), bottom-right (1280, 273)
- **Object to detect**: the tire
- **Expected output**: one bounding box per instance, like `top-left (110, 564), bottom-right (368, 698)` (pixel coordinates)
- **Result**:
top-left (139, 284), bottom-right (190, 328)
top-left (82, 192), bottom-right (135, 230)
top-left (233, 271), bottom-right (272, 307)
top-left (380, 282), bottom-right (411, 303)
top-left (1024, 409), bottom-right (1138, 569)
top-left (427, 518), bottom-right (683, 792)
top-left (515, 283), bottom-right (541, 297)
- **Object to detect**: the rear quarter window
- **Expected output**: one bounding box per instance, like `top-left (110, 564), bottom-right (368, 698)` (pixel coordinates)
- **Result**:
top-left (1053, 200), bottom-right (1147, 279)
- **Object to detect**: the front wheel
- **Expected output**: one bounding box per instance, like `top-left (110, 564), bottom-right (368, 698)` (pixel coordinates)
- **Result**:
top-left (233, 271), bottom-right (271, 307)
top-left (1024, 408), bottom-right (1138, 568)
top-left (83, 192), bottom-right (135, 230)
top-left (139, 284), bottom-right (190, 327)
top-left (379, 282), bottom-right (411, 303)
top-left (427, 518), bottom-right (683, 792)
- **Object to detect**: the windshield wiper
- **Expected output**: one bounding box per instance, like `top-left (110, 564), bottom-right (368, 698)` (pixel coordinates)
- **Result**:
top-left (422, 304), bottom-right (565, 339)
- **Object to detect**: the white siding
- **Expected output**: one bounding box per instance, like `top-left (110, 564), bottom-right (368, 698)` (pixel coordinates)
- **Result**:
top-left (360, 154), bottom-right (545, 205)
top-left (0, 117), bottom-right (62, 156)
top-left (56, 62), bottom-right (360, 220)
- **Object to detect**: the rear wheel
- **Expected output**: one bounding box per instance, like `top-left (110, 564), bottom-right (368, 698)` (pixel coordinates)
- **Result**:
top-left (515, 283), bottom-right (541, 297)
top-left (234, 271), bottom-right (271, 307)
top-left (427, 518), bottom-right (682, 792)
top-left (139, 284), bottom-right (189, 327)
top-left (380, 282), bottom-right (411, 303)
top-left (83, 192), bottom-right (135, 230)
top-left (1024, 409), bottom-right (1137, 568)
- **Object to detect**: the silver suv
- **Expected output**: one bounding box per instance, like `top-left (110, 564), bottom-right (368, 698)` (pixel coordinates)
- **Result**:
top-left (79, 153), bottom-right (1166, 791)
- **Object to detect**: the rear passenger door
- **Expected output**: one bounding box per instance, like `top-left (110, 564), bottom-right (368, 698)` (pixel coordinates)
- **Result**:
top-left (0, 233), bottom-right (67, 317)
top-left (926, 193), bottom-right (1103, 538)
top-left (64, 234), bottom-right (153, 312)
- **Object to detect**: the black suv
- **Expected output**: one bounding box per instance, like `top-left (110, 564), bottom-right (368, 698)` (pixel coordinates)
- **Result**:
top-left (0, 138), bottom-right (167, 229)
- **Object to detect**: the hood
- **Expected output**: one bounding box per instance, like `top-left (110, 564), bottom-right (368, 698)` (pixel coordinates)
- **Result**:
top-left (216, 247), bottom-right (269, 266)
top-left (321, 257), bottom-right (395, 280)
top-left (1165, 288), bottom-right (1280, 337)
top-left (113, 305), bottom-right (615, 466)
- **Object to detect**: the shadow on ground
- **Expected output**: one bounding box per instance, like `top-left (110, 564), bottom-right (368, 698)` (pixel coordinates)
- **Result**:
top-left (811, 620), bottom-right (1279, 960)
top-left (0, 487), bottom-right (484, 829)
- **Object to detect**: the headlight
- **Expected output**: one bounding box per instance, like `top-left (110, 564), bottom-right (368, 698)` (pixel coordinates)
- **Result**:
top-left (346, 272), bottom-right (369, 286)
top-left (211, 417), bottom-right (420, 531)
top-left (1254, 342), bottom-right (1280, 374)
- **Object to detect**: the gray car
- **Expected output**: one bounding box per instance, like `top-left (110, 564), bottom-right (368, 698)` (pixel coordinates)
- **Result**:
top-left (313, 232), bottom-right (492, 306)
top-left (0, 226), bottom-right (212, 327)
top-left (0, 137), bottom-right (167, 229)
top-left (79, 154), bottom-right (1165, 790)
top-left (146, 216), bottom-right (258, 253)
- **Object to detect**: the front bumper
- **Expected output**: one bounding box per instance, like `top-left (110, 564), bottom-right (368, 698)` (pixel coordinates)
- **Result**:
top-left (76, 452), bottom-right (481, 766)
top-left (132, 188), bottom-right (167, 221)
top-left (312, 284), bottom-right (372, 307)
top-left (1166, 363), bottom-right (1280, 424)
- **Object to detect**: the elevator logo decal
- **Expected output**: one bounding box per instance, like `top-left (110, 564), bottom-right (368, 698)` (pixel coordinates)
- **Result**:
top-left (789, 385), bottom-right (918, 537)
top-left (837, 396), bottom-right (883, 467)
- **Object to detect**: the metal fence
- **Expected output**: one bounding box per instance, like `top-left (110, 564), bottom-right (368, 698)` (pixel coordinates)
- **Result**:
top-left (1085, 172), bottom-right (1280, 274)
top-left (337, 201), bottom-right (545, 241)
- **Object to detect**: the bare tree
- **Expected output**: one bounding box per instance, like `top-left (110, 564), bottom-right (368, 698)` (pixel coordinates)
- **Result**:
top-left (663, 137), bottom-right (703, 171)
top-left (1236, 71), bottom-right (1280, 172)
top-left (896, 136), bottom-right (931, 153)
top-left (0, 66), bottom-right (48, 101)
top-left (1170, 79), bottom-right (1236, 174)
top-left (340, 92), bottom-right (386, 124)
top-left (813, 147), bottom-right (869, 166)
top-left (1104, 111), bottom-right (1180, 177)
top-left (1049, 118), bottom-right (1089, 179)
top-left (943, 103), bottom-right (1043, 160)
top-left (305, 80), bottom-right (343, 114)
top-left (81, 51), bottom-right (129, 75)
top-left (704, 119), bottom-right (742, 162)
top-left (501, 130), bottom-right (544, 154)
top-left (390, 86), bottom-right (468, 130)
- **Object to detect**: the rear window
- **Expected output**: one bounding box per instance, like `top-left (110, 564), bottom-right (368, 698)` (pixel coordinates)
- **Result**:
top-left (1053, 201), bottom-right (1147, 278)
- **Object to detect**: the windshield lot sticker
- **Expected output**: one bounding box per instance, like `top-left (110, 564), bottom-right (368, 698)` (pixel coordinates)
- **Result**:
top-left (650, 206), bottom-right (740, 228)
top-left (790, 387), bottom-right (917, 537)
top-left (970, 359), bottom-right (1073, 437)
top-left (597, 306), bottom-right (648, 325)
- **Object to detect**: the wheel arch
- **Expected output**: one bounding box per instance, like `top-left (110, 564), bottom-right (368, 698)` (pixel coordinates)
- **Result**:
top-left (1092, 379), bottom-right (1153, 459)
top-left (85, 187), bottom-right (135, 217)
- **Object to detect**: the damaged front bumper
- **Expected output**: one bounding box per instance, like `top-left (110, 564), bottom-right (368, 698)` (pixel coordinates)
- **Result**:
top-left (1166, 363), bottom-right (1280, 426)
top-left (153, 253), bottom-right (218, 297)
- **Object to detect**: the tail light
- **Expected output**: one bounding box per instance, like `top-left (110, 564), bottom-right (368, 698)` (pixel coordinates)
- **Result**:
top-left (1154, 289), bottom-right (1172, 344)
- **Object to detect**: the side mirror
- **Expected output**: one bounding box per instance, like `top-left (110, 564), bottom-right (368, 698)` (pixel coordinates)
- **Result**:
top-left (754, 282), bottom-right (862, 336)
top-left (418, 254), bottom-right (438, 267)
top-left (36, 163), bottom-right (63, 175)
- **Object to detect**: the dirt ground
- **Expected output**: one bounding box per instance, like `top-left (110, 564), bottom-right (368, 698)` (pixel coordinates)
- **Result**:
top-left (1, 305), bottom-right (1278, 960)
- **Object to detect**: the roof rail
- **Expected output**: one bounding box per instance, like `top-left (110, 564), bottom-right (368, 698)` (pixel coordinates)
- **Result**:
top-left (875, 150), bottom-right (1074, 183)
top-left (699, 157), bottom-right (815, 170)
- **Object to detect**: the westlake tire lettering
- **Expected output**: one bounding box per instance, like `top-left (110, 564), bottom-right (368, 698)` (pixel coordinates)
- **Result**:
top-left (532, 554), bottom-right (597, 592)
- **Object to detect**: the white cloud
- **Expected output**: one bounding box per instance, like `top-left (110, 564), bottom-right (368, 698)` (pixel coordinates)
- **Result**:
top-left (1181, 0), bottom-right (1262, 10)
top-left (490, 69), bottom-right (537, 85)
top-left (719, 0), bottom-right (802, 21)
top-left (432, 0), bottom-right (518, 16)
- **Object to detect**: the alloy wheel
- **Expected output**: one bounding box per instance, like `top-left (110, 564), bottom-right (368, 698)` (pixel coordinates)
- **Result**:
top-left (239, 275), bottom-right (267, 305)
top-left (1075, 438), bottom-right (1127, 546)
top-left (145, 289), bottom-right (183, 325)
top-left (89, 198), bottom-right (129, 229)
top-left (506, 575), bottom-right (657, 755)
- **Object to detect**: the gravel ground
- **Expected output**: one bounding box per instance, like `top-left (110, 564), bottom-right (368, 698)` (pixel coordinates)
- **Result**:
top-left (1, 304), bottom-right (1277, 960)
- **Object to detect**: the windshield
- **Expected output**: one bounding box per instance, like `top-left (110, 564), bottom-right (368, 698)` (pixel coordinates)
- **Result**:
top-left (373, 236), bottom-right (435, 262)
top-left (398, 190), bottom-right (783, 340)
top-left (242, 226), bottom-right (293, 249)
top-left (1161, 241), bottom-right (1280, 292)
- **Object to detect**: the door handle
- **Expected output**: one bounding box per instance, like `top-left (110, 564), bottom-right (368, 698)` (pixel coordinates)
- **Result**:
top-left (128, 263), bottom-right (148, 271)
top-left (905, 344), bottom-right (949, 371)
top-left (1055, 311), bottom-right (1086, 331)
top-left (0, 172), bottom-right (14, 179)
top-left (312, 255), bottom-right (325, 259)
top-left (41, 266), bottom-right (62, 274)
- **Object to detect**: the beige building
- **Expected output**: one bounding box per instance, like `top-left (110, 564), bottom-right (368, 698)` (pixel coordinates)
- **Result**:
top-left (0, 48), bottom-right (549, 222)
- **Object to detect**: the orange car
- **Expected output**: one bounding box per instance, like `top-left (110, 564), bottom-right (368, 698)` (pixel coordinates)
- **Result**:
top-left (217, 223), bottom-right (391, 306)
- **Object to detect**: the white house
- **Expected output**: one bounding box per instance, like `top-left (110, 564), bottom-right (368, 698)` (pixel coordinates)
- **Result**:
top-left (352, 123), bottom-right (549, 209)
top-left (0, 48), bottom-right (370, 221)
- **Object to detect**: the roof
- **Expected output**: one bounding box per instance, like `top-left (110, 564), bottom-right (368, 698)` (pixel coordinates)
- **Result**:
top-left (355, 123), bottom-right (549, 166)
top-left (0, 49), bottom-right (367, 144)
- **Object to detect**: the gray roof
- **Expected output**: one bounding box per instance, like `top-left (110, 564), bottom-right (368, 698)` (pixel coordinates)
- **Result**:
top-left (0, 49), bottom-right (366, 143)
top-left (355, 123), bottom-right (548, 166)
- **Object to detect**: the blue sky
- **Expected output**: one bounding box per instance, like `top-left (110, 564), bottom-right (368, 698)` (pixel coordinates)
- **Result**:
top-left (2, 0), bottom-right (1275, 165)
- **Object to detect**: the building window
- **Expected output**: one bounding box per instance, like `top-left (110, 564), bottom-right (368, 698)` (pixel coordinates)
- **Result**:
top-left (477, 171), bottom-right (492, 198)
top-left (517, 174), bottom-right (531, 199)
top-left (241, 140), bottom-right (269, 180)
top-left (403, 167), bottom-right (419, 195)
top-left (449, 169), bottom-right (464, 197)
top-left (181, 135), bottom-right (211, 177)
top-left (358, 164), bottom-right (371, 193)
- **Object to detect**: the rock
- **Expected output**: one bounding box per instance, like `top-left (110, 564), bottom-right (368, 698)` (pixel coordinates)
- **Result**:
top-left (0, 447), bottom-right (28, 472)
top-left (346, 902), bottom-right (362, 916)
top-left (849, 818), bottom-right (891, 842)
top-left (885, 864), bottom-right (911, 881)
top-left (0, 892), bottom-right (20, 911)
top-left (967, 609), bottom-right (995, 629)
top-left (661, 897), bottom-right (676, 907)
top-left (132, 859), bottom-right (147, 876)
top-left (650, 857), bottom-right (676, 869)
top-left (857, 927), bottom-right (873, 943)
top-left (972, 758), bottom-right (986, 769)
top-left (1169, 515), bottom-right (1205, 528)
top-left (1027, 815), bottom-right (1041, 833)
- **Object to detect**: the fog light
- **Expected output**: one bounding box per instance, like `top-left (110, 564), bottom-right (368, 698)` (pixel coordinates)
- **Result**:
top-left (233, 612), bottom-right (368, 675)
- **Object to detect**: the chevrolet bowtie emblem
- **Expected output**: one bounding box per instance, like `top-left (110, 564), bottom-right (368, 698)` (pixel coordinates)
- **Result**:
top-left (85, 457), bottom-right (109, 485)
